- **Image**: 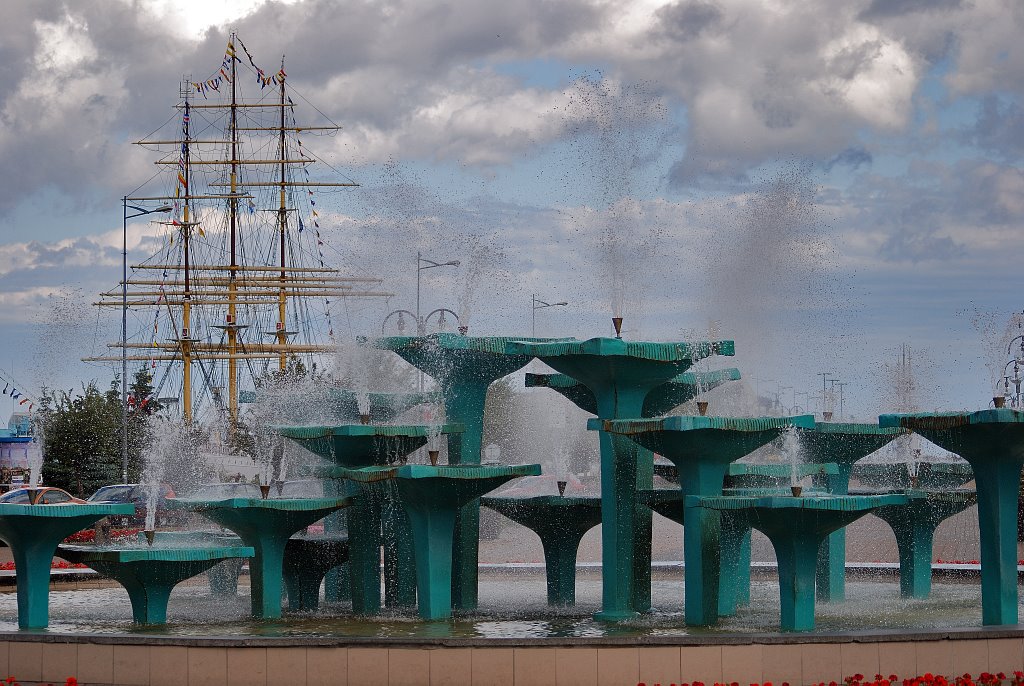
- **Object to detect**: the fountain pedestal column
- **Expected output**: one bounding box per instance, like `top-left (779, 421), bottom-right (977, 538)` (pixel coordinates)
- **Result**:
top-left (797, 423), bottom-right (906, 602)
top-left (343, 464), bottom-right (542, 620)
top-left (512, 337), bottom-right (735, 620)
top-left (525, 367), bottom-right (741, 612)
top-left (482, 495), bottom-right (602, 606)
top-left (58, 543), bottom-right (254, 624)
top-left (169, 496), bottom-right (350, 619)
top-left (881, 409), bottom-right (1023, 625)
top-left (370, 334), bottom-right (552, 610)
top-left (698, 493), bottom-right (909, 631)
top-left (0, 502), bottom-right (134, 629)
top-left (602, 414), bottom-right (813, 626)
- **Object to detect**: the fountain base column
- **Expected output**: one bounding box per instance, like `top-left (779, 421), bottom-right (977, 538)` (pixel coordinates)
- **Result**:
top-left (541, 532), bottom-right (587, 606)
top-left (348, 491), bottom-right (384, 615)
top-left (406, 504), bottom-right (458, 620)
top-left (718, 513), bottom-right (752, 617)
top-left (772, 534), bottom-right (821, 632)
top-left (815, 529), bottom-right (846, 601)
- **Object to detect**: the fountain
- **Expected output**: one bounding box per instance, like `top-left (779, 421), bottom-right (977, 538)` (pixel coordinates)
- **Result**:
top-left (283, 532), bottom-right (350, 612)
top-left (600, 413), bottom-right (814, 624)
top-left (481, 493), bottom-right (602, 606)
top-left (57, 538), bottom-right (254, 624)
top-left (277, 422), bottom-right (464, 613)
top-left (367, 333), bottom-right (563, 610)
top-left (795, 422), bottom-right (907, 601)
top-left (879, 409), bottom-right (1024, 625)
top-left (697, 492), bottom-right (910, 631)
top-left (339, 462), bottom-right (541, 619)
top-left (508, 335), bottom-right (735, 619)
top-left (0, 500), bottom-right (134, 628)
top-left (167, 492), bottom-right (352, 618)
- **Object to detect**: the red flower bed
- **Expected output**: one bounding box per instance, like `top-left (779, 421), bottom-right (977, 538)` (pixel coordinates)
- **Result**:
top-left (63, 527), bottom-right (142, 544)
top-left (0, 560), bottom-right (87, 571)
top-left (639, 671), bottom-right (1024, 686)
top-left (3, 676), bottom-right (77, 686)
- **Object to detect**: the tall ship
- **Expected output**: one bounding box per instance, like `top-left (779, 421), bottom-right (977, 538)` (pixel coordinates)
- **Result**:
top-left (86, 34), bottom-right (388, 426)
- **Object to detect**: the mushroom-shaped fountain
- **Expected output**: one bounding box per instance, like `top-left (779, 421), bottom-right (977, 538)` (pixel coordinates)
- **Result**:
top-left (880, 409), bottom-right (1024, 625)
top-left (366, 333), bottom-right (563, 610)
top-left (278, 422), bottom-right (464, 614)
top-left (696, 492), bottom-right (909, 631)
top-left (0, 500), bottom-right (134, 628)
top-left (167, 494), bottom-right (352, 619)
top-left (57, 537), bottom-right (254, 624)
top-left (795, 422), bottom-right (907, 601)
top-left (523, 367), bottom-right (741, 610)
top-left (509, 336), bottom-right (735, 620)
top-left (481, 493), bottom-right (602, 606)
top-left (600, 413), bottom-right (813, 625)
top-left (282, 532), bottom-right (350, 612)
top-left (339, 462), bottom-right (541, 620)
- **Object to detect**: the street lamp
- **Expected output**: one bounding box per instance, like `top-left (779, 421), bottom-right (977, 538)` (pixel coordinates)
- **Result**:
top-left (122, 197), bottom-right (172, 484)
top-left (416, 251), bottom-right (459, 334)
top-left (531, 295), bottom-right (568, 337)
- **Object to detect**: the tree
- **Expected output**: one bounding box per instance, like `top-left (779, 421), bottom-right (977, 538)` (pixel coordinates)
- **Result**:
top-left (37, 381), bottom-right (121, 497)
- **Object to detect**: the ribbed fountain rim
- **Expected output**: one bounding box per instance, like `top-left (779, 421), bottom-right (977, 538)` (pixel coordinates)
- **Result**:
top-left (363, 334), bottom-right (572, 355)
top-left (58, 544), bottom-right (255, 563)
top-left (525, 367), bottom-right (742, 389)
top-left (273, 423), bottom-right (465, 438)
top-left (0, 503), bottom-right (134, 518)
top-left (593, 414), bottom-right (815, 434)
top-left (335, 464), bottom-right (542, 482)
top-left (801, 422), bottom-right (907, 435)
top-left (880, 408), bottom-right (1024, 429)
top-left (166, 496), bottom-right (352, 511)
top-left (692, 493), bottom-right (909, 510)
top-left (507, 337), bottom-right (735, 362)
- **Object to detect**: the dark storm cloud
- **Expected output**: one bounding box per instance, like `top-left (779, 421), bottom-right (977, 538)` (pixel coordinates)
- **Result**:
top-left (654, 1), bottom-right (724, 41)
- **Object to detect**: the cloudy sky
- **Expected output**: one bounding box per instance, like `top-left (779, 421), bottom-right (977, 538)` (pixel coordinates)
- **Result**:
top-left (1, 0), bottom-right (1022, 419)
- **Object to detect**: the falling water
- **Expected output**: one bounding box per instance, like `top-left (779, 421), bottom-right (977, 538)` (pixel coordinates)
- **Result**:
top-left (778, 426), bottom-right (803, 488)
top-left (26, 416), bottom-right (45, 488)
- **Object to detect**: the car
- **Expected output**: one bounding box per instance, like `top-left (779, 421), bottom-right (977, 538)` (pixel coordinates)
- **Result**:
top-left (0, 486), bottom-right (86, 505)
top-left (186, 482), bottom-right (262, 500)
top-left (87, 483), bottom-right (176, 526)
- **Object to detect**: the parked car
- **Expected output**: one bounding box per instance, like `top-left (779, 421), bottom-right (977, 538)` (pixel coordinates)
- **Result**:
top-left (0, 486), bottom-right (86, 505)
top-left (187, 482), bottom-right (262, 500)
top-left (87, 483), bottom-right (177, 526)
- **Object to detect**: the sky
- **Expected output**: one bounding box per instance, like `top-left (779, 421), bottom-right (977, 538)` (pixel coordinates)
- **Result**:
top-left (1, 0), bottom-right (1023, 421)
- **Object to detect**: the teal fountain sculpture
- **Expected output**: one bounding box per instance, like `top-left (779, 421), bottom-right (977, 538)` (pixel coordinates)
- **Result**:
top-left (522, 366), bottom-right (740, 611)
top-left (58, 540), bottom-right (254, 624)
top-left (367, 333), bottom-right (559, 610)
top-left (601, 414), bottom-right (814, 625)
top-left (340, 462), bottom-right (541, 620)
top-left (481, 494), bottom-right (602, 606)
top-left (0, 501), bottom-right (134, 629)
top-left (168, 494), bottom-right (351, 619)
top-left (880, 409), bottom-right (1023, 625)
top-left (524, 368), bottom-right (742, 417)
top-left (696, 492), bottom-right (909, 631)
top-left (509, 336), bottom-right (734, 620)
top-left (277, 422), bottom-right (464, 614)
top-left (283, 533), bottom-right (349, 612)
top-left (795, 422), bottom-right (907, 601)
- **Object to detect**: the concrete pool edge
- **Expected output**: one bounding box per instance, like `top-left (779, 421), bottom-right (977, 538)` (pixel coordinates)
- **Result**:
top-left (2, 624), bottom-right (1022, 647)
top-left (2, 628), bottom-right (1023, 686)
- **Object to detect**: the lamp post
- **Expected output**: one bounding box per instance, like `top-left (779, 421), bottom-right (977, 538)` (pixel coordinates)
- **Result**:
top-left (416, 251), bottom-right (459, 335)
top-left (122, 197), bottom-right (171, 484)
top-left (531, 295), bottom-right (567, 337)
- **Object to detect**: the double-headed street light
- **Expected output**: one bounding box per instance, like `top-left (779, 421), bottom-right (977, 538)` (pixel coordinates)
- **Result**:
top-left (416, 252), bottom-right (459, 333)
top-left (122, 198), bottom-right (172, 483)
top-left (531, 295), bottom-right (567, 337)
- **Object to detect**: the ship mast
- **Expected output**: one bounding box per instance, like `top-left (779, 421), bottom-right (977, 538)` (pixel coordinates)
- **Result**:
top-left (276, 56), bottom-right (289, 372)
top-left (227, 33), bottom-right (240, 422)
top-left (88, 36), bottom-right (393, 425)
top-left (180, 86), bottom-right (194, 422)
